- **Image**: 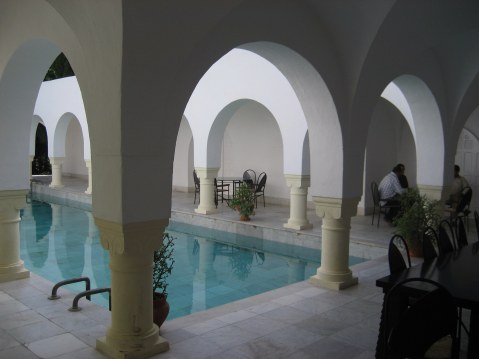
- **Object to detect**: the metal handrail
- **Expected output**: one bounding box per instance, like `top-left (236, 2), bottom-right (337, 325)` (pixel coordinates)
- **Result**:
top-left (48, 277), bottom-right (91, 300)
top-left (69, 288), bottom-right (111, 312)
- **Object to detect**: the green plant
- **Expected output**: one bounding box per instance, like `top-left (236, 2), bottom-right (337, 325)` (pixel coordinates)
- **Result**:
top-left (229, 182), bottom-right (255, 218)
top-left (152, 232), bottom-right (175, 298)
top-left (393, 188), bottom-right (441, 247)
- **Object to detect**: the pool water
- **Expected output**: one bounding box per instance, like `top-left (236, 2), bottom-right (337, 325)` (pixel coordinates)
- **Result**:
top-left (20, 200), bottom-right (366, 320)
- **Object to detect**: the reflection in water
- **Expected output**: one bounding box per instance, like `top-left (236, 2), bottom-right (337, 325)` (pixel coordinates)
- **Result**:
top-left (20, 200), bottom-right (326, 319)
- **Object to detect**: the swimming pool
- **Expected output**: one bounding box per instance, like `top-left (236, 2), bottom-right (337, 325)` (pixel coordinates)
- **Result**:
top-left (20, 200), bottom-right (366, 319)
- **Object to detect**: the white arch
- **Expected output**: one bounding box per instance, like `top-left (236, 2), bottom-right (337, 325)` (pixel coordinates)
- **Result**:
top-left (30, 115), bottom-right (44, 157)
top-left (381, 75), bottom-right (444, 186)
top-left (34, 77), bottom-right (90, 160)
top-left (185, 48), bottom-right (309, 175)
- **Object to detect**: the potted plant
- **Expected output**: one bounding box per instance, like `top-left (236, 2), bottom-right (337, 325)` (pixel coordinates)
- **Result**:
top-left (152, 232), bottom-right (175, 328)
top-left (229, 182), bottom-right (255, 221)
top-left (393, 188), bottom-right (442, 257)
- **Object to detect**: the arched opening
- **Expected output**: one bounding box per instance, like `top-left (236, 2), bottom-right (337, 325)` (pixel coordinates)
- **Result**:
top-left (32, 123), bottom-right (51, 175)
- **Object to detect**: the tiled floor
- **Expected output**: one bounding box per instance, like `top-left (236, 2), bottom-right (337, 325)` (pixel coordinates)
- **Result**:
top-left (0, 177), bottom-right (470, 358)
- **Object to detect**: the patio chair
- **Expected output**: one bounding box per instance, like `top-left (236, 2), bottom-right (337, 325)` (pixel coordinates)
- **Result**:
top-left (438, 219), bottom-right (457, 252)
top-left (453, 216), bottom-right (468, 249)
top-left (384, 278), bottom-right (459, 359)
top-left (214, 178), bottom-right (230, 206)
top-left (242, 169), bottom-right (256, 189)
top-left (388, 234), bottom-right (411, 274)
top-left (446, 186), bottom-right (472, 231)
top-left (422, 226), bottom-right (439, 260)
top-left (370, 181), bottom-right (401, 227)
top-left (193, 170), bottom-right (200, 204)
top-left (475, 210), bottom-right (479, 242)
top-left (254, 172), bottom-right (267, 208)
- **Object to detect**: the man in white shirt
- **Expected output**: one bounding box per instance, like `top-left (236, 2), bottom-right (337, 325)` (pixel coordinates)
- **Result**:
top-left (378, 165), bottom-right (407, 222)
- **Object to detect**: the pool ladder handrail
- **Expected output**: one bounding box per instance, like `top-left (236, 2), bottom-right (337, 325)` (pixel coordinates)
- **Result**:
top-left (48, 277), bottom-right (112, 312)
top-left (69, 287), bottom-right (111, 312)
top-left (48, 277), bottom-right (91, 300)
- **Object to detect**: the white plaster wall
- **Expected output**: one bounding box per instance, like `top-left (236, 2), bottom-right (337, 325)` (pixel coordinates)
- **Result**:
top-left (173, 118), bottom-right (194, 192)
top-left (34, 77), bottom-right (90, 160)
top-left (63, 119), bottom-right (87, 177)
top-left (219, 101), bottom-right (289, 203)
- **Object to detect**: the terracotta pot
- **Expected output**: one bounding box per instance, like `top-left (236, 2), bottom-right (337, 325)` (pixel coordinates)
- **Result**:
top-left (153, 292), bottom-right (170, 329)
top-left (407, 239), bottom-right (423, 258)
top-left (240, 214), bottom-right (250, 221)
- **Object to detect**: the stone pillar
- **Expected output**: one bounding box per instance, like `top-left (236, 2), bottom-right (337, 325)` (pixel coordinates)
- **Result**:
top-left (283, 174), bottom-right (313, 230)
top-left (50, 157), bottom-right (64, 188)
top-left (95, 218), bottom-right (169, 359)
top-left (309, 196), bottom-right (359, 290)
top-left (0, 190), bottom-right (30, 282)
top-left (194, 167), bottom-right (218, 215)
top-left (85, 159), bottom-right (92, 195)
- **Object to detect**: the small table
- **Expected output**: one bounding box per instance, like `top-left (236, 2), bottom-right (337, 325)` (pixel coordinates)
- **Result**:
top-left (216, 177), bottom-right (243, 198)
top-left (375, 243), bottom-right (479, 358)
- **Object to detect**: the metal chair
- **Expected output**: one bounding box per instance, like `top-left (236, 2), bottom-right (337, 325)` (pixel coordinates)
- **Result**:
top-left (214, 178), bottom-right (230, 206)
top-left (475, 210), bottom-right (479, 242)
top-left (422, 226), bottom-right (439, 260)
top-left (242, 169), bottom-right (256, 190)
top-left (453, 216), bottom-right (468, 249)
top-left (253, 172), bottom-right (267, 208)
top-left (193, 170), bottom-right (200, 204)
top-left (384, 278), bottom-right (459, 359)
top-left (388, 234), bottom-right (411, 274)
top-left (370, 181), bottom-right (401, 227)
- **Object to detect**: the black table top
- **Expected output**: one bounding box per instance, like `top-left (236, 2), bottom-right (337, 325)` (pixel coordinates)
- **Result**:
top-left (376, 242), bottom-right (479, 309)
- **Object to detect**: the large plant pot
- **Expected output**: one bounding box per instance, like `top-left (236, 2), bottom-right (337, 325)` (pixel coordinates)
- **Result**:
top-left (406, 238), bottom-right (423, 258)
top-left (240, 214), bottom-right (250, 221)
top-left (153, 292), bottom-right (170, 329)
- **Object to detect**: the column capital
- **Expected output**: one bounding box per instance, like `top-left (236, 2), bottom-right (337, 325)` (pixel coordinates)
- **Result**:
top-left (95, 217), bottom-right (169, 255)
top-left (195, 167), bottom-right (219, 179)
top-left (312, 196), bottom-right (360, 220)
top-left (284, 174), bottom-right (311, 188)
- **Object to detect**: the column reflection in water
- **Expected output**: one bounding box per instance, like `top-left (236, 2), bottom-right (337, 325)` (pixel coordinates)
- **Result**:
top-left (192, 237), bottom-right (216, 312)
top-left (22, 200), bottom-right (51, 268)
top-left (287, 258), bottom-right (306, 283)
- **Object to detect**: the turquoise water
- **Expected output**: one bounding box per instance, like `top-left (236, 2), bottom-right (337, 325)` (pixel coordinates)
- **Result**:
top-left (20, 200), bottom-right (366, 320)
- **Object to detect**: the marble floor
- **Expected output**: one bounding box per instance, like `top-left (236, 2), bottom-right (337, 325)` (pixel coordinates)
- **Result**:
top-left (0, 176), bottom-right (469, 358)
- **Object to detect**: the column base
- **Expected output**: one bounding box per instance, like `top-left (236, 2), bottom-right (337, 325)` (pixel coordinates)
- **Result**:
top-left (309, 271), bottom-right (358, 290)
top-left (0, 269), bottom-right (30, 283)
top-left (49, 184), bottom-right (64, 189)
top-left (96, 335), bottom-right (169, 359)
top-left (283, 221), bottom-right (313, 230)
top-left (194, 208), bottom-right (218, 215)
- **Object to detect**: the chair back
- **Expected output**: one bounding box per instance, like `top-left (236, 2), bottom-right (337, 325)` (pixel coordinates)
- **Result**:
top-left (422, 226), bottom-right (439, 260)
top-left (243, 169), bottom-right (256, 189)
top-left (456, 186), bottom-right (472, 214)
top-left (371, 181), bottom-right (380, 206)
top-left (475, 210), bottom-right (479, 242)
top-left (438, 219), bottom-right (457, 252)
top-left (193, 170), bottom-right (200, 187)
top-left (454, 216), bottom-right (468, 248)
top-left (384, 278), bottom-right (458, 358)
top-left (388, 234), bottom-right (411, 274)
top-left (255, 172), bottom-right (267, 193)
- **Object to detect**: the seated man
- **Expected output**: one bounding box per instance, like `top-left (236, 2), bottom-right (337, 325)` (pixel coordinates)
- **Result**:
top-left (378, 165), bottom-right (406, 222)
top-left (447, 164), bottom-right (470, 208)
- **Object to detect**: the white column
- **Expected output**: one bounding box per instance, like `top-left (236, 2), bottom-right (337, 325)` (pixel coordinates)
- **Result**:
top-left (95, 218), bottom-right (169, 359)
top-left (283, 174), bottom-right (313, 230)
top-left (49, 157), bottom-right (64, 188)
top-left (309, 196), bottom-right (359, 290)
top-left (0, 190), bottom-right (30, 282)
top-left (85, 159), bottom-right (92, 195)
top-left (194, 167), bottom-right (218, 215)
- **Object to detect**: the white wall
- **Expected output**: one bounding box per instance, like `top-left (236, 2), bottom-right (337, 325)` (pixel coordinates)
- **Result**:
top-left (63, 119), bottom-right (87, 177)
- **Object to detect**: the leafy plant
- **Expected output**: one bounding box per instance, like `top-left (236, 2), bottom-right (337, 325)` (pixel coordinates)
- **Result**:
top-left (393, 188), bottom-right (441, 246)
top-left (229, 182), bottom-right (255, 218)
top-left (152, 232), bottom-right (175, 298)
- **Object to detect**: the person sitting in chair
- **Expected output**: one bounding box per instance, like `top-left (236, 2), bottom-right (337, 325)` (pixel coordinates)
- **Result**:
top-left (378, 164), bottom-right (407, 222)
top-left (447, 164), bottom-right (470, 209)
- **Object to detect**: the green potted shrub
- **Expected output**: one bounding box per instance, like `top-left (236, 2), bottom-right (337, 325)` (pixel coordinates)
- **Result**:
top-left (229, 182), bottom-right (255, 221)
top-left (393, 188), bottom-right (441, 257)
top-left (152, 232), bottom-right (175, 328)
